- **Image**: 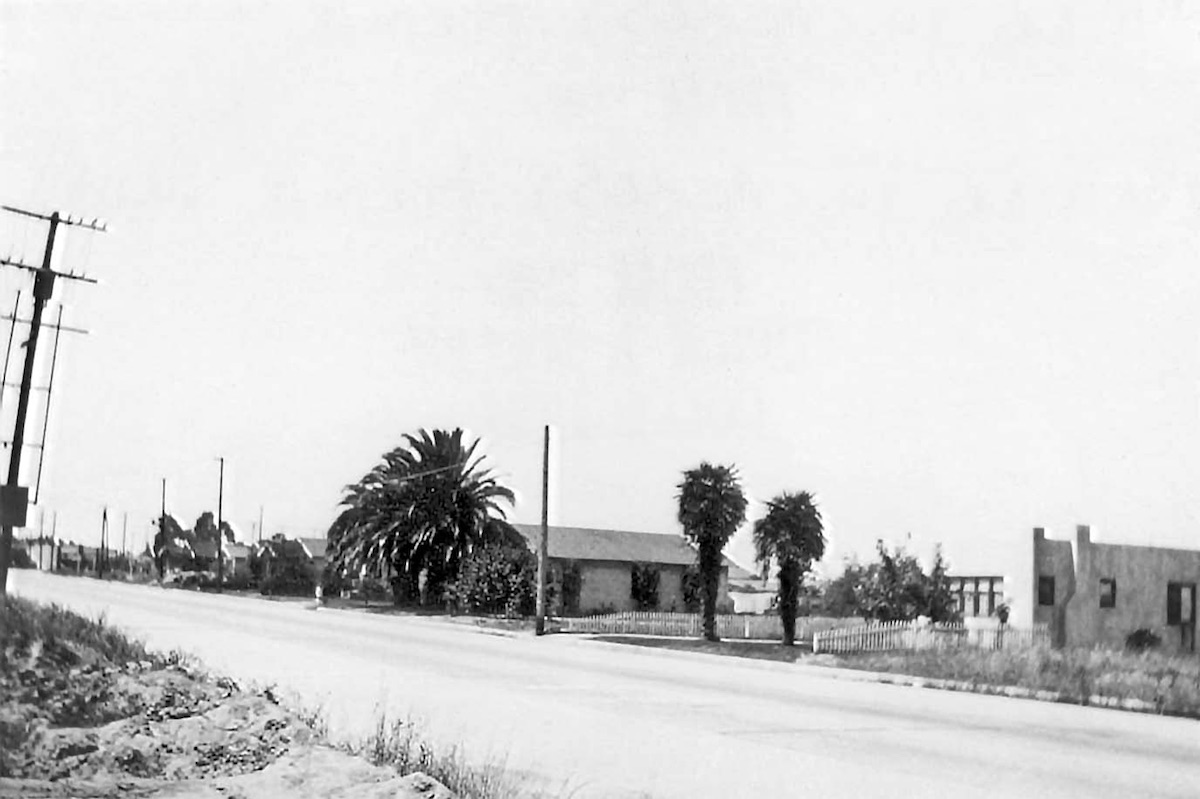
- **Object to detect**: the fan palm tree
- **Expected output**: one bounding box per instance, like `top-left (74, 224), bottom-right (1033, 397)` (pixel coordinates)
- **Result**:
top-left (329, 428), bottom-right (517, 604)
top-left (752, 491), bottom-right (825, 646)
top-left (677, 462), bottom-right (748, 642)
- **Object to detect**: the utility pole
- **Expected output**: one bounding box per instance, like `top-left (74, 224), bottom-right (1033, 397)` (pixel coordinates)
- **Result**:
top-left (99, 507), bottom-right (108, 579)
top-left (122, 511), bottom-right (128, 574)
top-left (536, 425), bottom-right (550, 636)
top-left (0, 205), bottom-right (102, 602)
top-left (258, 505), bottom-right (264, 544)
top-left (159, 478), bottom-right (166, 581)
top-left (216, 456), bottom-right (224, 591)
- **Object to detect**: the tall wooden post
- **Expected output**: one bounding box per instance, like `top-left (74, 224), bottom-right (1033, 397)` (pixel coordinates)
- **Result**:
top-left (536, 425), bottom-right (550, 635)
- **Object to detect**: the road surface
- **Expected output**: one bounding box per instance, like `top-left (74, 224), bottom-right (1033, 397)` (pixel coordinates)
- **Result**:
top-left (10, 571), bottom-right (1200, 798)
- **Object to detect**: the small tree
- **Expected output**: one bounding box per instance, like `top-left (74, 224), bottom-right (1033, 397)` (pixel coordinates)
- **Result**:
top-left (677, 462), bottom-right (747, 642)
top-left (630, 563), bottom-right (660, 611)
top-left (854, 539), bottom-right (961, 623)
top-left (752, 491), bottom-right (826, 646)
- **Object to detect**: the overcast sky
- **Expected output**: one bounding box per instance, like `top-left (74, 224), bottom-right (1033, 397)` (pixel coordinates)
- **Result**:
top-left (2, 0), bottom-right (1198, 576)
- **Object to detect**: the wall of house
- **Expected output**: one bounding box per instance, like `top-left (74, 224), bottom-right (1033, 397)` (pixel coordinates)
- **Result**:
top-left (579, 561), bottom-right (635, 613)
top-left (1064, 527), bottom-right (1200, 653)
top-left (656, 566), bottom-right (685, 611)
top-left (1033, 527), bottom-right (1077, 648)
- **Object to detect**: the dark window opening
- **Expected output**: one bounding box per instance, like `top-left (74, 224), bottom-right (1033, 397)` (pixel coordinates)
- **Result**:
top-left (1099, 578), bottom-right (1116, 609)
top-left (1038, 575), bottom-right (1055, 606)
top-left (1168, 583), bottom-right (1194, 626)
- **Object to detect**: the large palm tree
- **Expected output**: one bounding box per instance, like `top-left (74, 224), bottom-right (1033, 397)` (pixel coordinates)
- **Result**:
top-left (677, 462), bottom-right (748, 642)
top-left (329, 428), bottom-right (517, 604)
top-left (753, 491), bottom-right (825, 646)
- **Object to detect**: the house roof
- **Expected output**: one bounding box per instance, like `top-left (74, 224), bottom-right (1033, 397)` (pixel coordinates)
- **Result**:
top-left (193, 539), bottom-right (219, 559)
top-left (297, 537), bottom-right (328, 560)
top-left (511, 524), bottom-right (710, 567)
top-left (725, 560), bottom-right (757, 582)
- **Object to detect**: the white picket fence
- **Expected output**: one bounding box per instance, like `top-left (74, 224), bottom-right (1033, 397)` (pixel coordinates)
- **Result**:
top-left (811, 620), bottom-right (1050, 654)
top-left (561, 612), bottom-right (859, 641)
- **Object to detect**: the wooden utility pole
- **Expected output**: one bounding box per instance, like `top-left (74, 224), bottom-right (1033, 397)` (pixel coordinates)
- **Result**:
top-left (216, 457), bottom-right (224, 591)
top-left (0, 206), bottom-right (102, 602)
top-left (122, 512), bottom-right (128, 574)
top-left (99, 507), bottom-right (108, 578)
top-left (536, 425), bottom-right (550, 636)
top-left (159, 478), bottom-right (166, 581)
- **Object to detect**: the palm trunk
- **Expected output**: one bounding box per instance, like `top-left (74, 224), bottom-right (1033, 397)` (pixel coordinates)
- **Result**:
top-left (779, 560), bottom-right (799, 647)
top-left (700, 543), bottom-right (720, 642)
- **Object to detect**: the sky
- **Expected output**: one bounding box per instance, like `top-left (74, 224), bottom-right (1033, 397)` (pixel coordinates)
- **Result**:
top-left (1, 0), bottom-right (1198, 578)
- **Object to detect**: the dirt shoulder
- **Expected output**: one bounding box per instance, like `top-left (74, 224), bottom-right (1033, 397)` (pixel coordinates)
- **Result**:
top-left (0, 596), bottom-right (454, 798)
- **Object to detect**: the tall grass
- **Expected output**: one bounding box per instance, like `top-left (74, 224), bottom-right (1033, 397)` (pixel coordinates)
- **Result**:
top-left (0, 595), bottom-right (155, 668)
top-left (838, 646), bottom-right (1200, 716)
top-left (292, 703), bottom-right (561, 799)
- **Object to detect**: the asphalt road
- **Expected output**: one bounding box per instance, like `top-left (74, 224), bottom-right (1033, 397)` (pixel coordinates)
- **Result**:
top-left (10, 570), bottom-right (1200, 798)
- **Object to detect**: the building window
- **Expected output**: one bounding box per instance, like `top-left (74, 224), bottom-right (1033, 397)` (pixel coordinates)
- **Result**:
top-left (972, 580), bottom-right (981, 616)
top-left (1038, 575), bottom-right (1055, 606)
top-left (987, 579), bottom-right (997, 616)
top-left (1099, 578), bottom-right (1116, 609)
top-left (1168, 583), bottom-right (1194, 626)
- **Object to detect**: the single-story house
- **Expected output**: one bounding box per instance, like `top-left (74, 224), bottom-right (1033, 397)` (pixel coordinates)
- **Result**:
top-left (512, 524), bottom-right (732, 616)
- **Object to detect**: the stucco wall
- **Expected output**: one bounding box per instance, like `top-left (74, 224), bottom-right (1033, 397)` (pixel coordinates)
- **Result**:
top-left (657, 566), bottom-right (686, 611)
top-left (1033, 528), bottom-right (1076, 647)
top-left (579, 561), bottom-right (634, 613)
top-left (1067, 527), bottom-right (1200, 652)
top-left (553, 560), bottom-right (729, 615)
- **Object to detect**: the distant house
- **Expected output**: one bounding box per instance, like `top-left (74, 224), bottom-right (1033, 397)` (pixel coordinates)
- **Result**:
top-left (224, 542), bottom-right (252, 579)
top-left (297, 537), bottom-right (329, 580)
top-left (255, 535), bottom-right (316, 589)
top-left (192, 539), bottom-right (220, 572)
top-left (512, 524), bottom-right (731, 616)
top-left (948, 574), bottom-right (1005, 620)
top-left (728, 562), bottom-right (778, 614)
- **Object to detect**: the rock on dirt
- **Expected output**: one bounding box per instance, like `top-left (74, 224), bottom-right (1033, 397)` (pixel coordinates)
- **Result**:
top-left (1, 663), bottom-right (455, 798)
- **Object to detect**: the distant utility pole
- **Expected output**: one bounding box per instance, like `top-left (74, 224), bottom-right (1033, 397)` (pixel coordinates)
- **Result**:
top-left (536, 425), bottom-right (550, 636)
top-left (122, 512), bottom-right (128, 574)
top-left (159, 478), bottom-right (166, 581)
top-left (99, 507), bottom-right (108, 578)
top-left (258, 505), bottom-right (264, 544)
top-left (0, 205), bottom-right (102, 602)
top-left (216, 456), bottom-right (224, 591)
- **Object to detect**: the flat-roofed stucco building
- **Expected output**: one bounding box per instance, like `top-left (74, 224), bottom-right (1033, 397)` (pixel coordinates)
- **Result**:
top-left (1010, 526), bottom-right (1198, 652)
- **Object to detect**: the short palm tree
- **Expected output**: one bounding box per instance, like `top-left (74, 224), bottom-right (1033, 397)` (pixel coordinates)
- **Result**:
top-left (329, 428), bottom-right (517, 604)
top-left (753, 491), bottom-right (825, 646)
top-left (677, 462), bottom-right (748, 642)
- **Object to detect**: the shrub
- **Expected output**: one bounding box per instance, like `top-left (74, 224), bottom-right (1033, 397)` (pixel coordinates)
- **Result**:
top-left (10, 548), bottom-right (35, 569)
top-left (445, 544), bottom-right (537, 618)
top-left (631, 563), bottom-right (660, 611)
top-left (259, 559), bottom-right (316, 596)
top-left (681, 566), bottom-right (702, 613)
top-left (1125, 628), bottom-right (1162, 652)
